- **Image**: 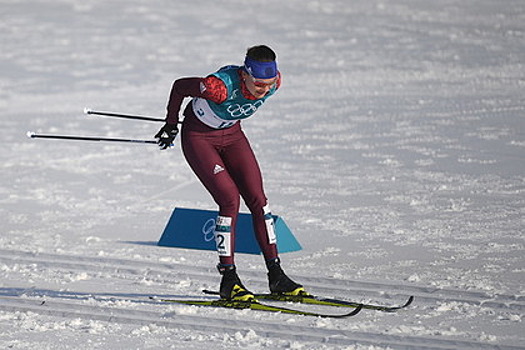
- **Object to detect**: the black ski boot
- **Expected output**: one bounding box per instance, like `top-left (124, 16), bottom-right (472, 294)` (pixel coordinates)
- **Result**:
top-left (217, 264), bottom-right (255, 301)
top-left (266, 258), bottom-right (306, 296)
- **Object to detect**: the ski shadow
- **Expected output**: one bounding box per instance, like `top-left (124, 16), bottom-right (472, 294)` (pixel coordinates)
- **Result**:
top-left (0, 287), bottom-right (205, 304)
top-left (121, 240), bottom-right (159, 247)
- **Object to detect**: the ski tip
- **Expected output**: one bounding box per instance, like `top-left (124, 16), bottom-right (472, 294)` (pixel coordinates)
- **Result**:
top-left (26, 131), bottom-right (36, 138)
top-left (329, 303), bottom-right (363, 318)
top-left (405, 295), bottom-right (415, 308)
top-left (382, 295), bottom-right (414, 312)
top-left (349, 303), bottom-right (363, 317)
top-left (84, 107), bottom-right (92, 114)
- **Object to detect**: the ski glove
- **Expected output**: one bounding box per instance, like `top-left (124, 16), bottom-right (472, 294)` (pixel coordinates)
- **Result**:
top-left (154, 123), bottom-right (179, 150)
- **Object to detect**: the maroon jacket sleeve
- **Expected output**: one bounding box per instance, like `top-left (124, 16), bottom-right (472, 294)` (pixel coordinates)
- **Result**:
top-left (165, 76), bottom-right (227, 125)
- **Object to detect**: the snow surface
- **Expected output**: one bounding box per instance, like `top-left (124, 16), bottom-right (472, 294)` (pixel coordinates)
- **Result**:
top-left (1, 0), bottom-right (524, 349)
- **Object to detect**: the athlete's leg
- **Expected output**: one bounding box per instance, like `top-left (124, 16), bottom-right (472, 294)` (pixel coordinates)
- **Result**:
top-left (222, 131), bottom-right (278, 261)
top-left (181, 130), bottom-right (239, 265)
top-left (222, 131), bottom-right (304, 295)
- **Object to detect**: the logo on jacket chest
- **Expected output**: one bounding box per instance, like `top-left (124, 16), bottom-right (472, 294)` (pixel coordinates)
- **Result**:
top-left (226, 100), bottom-right (265, 118)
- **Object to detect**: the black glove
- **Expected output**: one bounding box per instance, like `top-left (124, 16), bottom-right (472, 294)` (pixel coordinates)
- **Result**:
top-left (154, 123), bottom-right (179, 150)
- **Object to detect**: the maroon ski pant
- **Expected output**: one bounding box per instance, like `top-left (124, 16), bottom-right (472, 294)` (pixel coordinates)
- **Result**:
top-left (181, 110), bottom-right (278, 265)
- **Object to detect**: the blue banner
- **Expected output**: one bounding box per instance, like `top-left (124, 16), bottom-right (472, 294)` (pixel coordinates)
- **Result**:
top-left (158, 207), bottom-right (302, 254)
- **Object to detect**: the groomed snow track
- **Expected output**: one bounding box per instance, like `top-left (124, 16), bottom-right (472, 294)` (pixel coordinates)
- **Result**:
top-left (1, 248), bottom-right (523, 350)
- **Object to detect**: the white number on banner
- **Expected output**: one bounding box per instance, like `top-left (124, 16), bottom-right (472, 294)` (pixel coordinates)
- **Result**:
top-left (202, 218), bottom-right (216, 242)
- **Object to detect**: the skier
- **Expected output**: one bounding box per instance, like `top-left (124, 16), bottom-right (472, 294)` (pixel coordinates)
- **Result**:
top-left (155, 45), bottom-right (304, 301)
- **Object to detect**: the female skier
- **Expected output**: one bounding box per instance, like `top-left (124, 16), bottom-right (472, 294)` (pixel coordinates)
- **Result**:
top-left (154, 45), bottom-right (304, 301)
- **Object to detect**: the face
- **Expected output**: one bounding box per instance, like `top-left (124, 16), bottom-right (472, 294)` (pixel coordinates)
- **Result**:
top-left (242, 71), bottom-right (277, 98)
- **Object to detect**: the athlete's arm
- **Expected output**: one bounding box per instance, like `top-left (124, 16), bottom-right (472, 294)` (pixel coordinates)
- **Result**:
top-left (166, 76), bottom-right (227, 124)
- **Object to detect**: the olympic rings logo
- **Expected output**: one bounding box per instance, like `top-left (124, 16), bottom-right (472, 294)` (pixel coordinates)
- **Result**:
top-left (227, 100), bottom-right (264, 118)
top-left (202, 218), bottom-right (216, 242)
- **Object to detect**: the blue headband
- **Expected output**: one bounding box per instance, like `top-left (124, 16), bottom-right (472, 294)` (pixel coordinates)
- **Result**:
top-left (244, 56), bottom-right (278, 79)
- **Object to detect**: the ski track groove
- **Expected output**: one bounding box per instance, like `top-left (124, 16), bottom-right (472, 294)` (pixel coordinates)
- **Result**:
top-left (0, 248), bottom-right (523, 312)
top-left (0, 295), bottom-right (522, 350)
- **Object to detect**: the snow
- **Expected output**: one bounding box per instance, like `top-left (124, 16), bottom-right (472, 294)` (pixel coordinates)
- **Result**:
top-left (1, 0), bottom-right (524, 349)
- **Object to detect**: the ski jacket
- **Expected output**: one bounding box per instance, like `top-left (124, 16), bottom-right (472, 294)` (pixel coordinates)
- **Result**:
top-left (165, 66), bottom-right (281, 128)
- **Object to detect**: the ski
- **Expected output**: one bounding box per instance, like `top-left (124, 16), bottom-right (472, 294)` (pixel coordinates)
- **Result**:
top-left (202, 290), bottom-right (413, 312)
top-left (152, 297), bottom-right (363, 318)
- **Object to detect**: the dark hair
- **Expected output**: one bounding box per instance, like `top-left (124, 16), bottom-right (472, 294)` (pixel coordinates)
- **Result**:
top-left (246, 45), bottom-right (276, 62)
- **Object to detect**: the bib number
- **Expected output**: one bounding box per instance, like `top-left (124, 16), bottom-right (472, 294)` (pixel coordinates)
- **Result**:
top-left (215, 216), bottom-right (232, 256)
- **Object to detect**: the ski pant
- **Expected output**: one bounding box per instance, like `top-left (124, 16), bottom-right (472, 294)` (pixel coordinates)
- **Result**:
top-left (181, 109), bottom-right (278, 265)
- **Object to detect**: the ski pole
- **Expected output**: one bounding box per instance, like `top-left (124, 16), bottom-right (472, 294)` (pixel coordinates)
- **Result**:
top-left (27, 131), bottom-right (157, 144)
top-left (84, 108), bottom-right (168, 123)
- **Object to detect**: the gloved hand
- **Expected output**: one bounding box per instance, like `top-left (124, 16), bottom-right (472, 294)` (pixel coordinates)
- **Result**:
top-left (154, 123), bottom-right (179, 150)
